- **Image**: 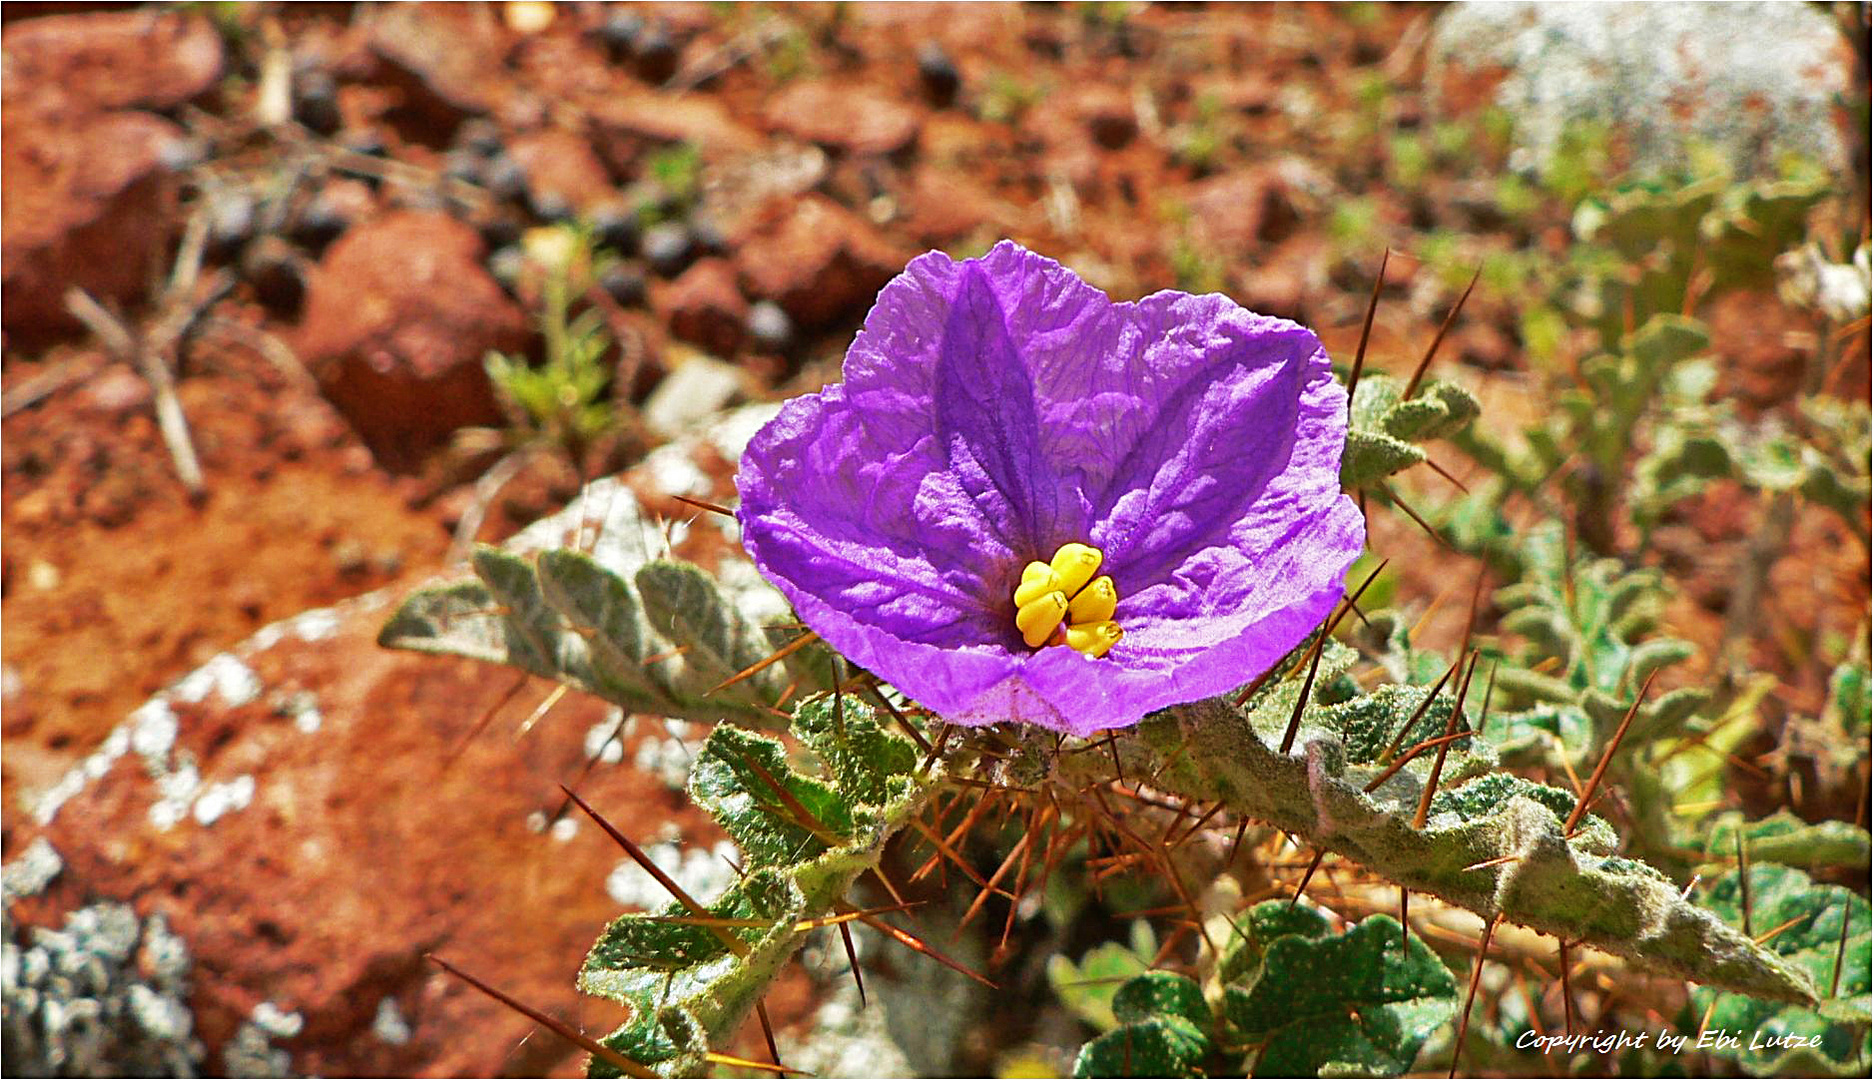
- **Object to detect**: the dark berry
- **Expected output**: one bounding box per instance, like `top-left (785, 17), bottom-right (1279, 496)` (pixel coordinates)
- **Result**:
top-left (599, 263), bottom-right (648, 307)
top-left (915, 42), bottom-right (961, 107)
top-left (294, 70), bottom-right (343, 136)
top-left (641, 221), bottom-right (695, 277)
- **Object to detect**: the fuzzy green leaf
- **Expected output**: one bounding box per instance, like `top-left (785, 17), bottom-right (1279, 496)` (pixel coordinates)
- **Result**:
top-left (1699, 811), bottom-right (1872, 875)
top-left (1223, 910), bottom-right (1457, 1077)
top-left (1065, 695), bottom-right (1819, 1006)
top-left (790, 693), bottom-right (918, 806)
top-left (1114, 971), bottom-right (1211, 1029)
top-left (1690, 863), bottom-right (1871, 1076)
top-left (1342, 429), bottom-right (1426, 490)
top-left (580, 699), bottom-right (935, 1077)
top-left (1073, 1016), bottom-right (1210, 1079)
top-left (688, 725), bottom-right (856, 868)
top-left (636, 561), bottom-right (787, 707)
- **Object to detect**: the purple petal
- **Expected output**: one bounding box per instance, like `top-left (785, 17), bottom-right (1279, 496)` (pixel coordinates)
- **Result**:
top-left (737, 240), bottom-right (1364, 734)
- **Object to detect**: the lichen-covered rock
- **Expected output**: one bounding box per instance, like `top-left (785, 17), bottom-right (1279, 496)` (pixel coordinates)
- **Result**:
top-left (1427, 1), bottom-right (1851, 178)
top-left (1, 411), bottom-right (787, 1077)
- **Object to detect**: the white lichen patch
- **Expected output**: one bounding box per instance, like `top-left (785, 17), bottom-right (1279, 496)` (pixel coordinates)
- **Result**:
top-left (604, 839), bottom-right (738, 910)
top-left (223, 1001), bottom-right (304, 1077)
top-left (632, 720), bottom-right (695, 791)
top-left (1, 838), bottom-right (64, 903)
top-left (3, 901), bottom-right (204, 1075)
top-left (273, 690), bottom-right (324, 734)
top-left (127, 700), bottom-right (179, 765)
top-left (147, 760), bottom-right (202, 831)
top-left (584, 713), bottom-right (629, 764)
top-left (372, 996), bottom-right (412, 1046)
top-left (288, 607), bottom-right (340, 643)
top-left (171, 653), bottom-right (262, 709)
top-left (192, 775), bottom-right (255, 827)
top-left (251, 1000), bottom-right (304, 1039)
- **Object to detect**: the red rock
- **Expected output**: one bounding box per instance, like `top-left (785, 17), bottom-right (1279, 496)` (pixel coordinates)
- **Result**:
top-left (899, 168), bottom-right (1011, 247)
top-left (763, 81), bottom-right (923, 157)
top-left (2, 439), bottom-right (807, 1076)
top-left (368, 3), bottom-right (511, 124)
top-left (2, 586), bottom-right (704, 1077)
top-left (0, 9), bottom-right (223, 117)
top-left (295, 212), bottom-right (525, 471)
top-left (1065, 85), bottom-right (1138, 150)
top-left (733, 196), bottom-right (906, 328)
top-left (588, 92), bottom-right (763, 162)
top-left (1453, 321), bottom-right (1515, 372)
top-left (1186, 166), bottom-right (1307, 255)
top-left (0, 108), bottom-right (187, 344)
top-left (657, 258), bottom-right (749, 357)
top-left (507, 128), bottom-right (617, 214)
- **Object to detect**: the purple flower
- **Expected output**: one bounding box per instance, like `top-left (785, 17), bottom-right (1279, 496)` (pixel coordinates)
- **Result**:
top-left (735, 241), bottom-right (1364, 736)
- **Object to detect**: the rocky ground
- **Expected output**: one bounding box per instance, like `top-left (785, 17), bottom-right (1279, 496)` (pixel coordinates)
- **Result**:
top-left (1, 3), bottom-right (1866, 1077)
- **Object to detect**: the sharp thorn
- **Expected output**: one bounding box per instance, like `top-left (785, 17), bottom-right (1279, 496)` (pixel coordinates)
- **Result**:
top-left (1277, 559), bottom-right (1389, 751)
top-left (1405, 264), bottom-right (1480, 400)
top-left (1378, 480), bottom-right (1452, 550)
top-left (705, 630), bottom-right (820, 696)
top-left (1448, 913), bottom-right (1501, 1079)
top-left (755, 1001), bottom-right (782, 1072)
top-left (427, 954), bottom-right (656, 1079)
top-left (1563, 670), bottom-right (1658, 837)
top-left (1831, 894), bottom-right (1853, 998)
top-left (1377, 657), bottom-right (1460, 765)
top-left (839, 919), bottom-right (867, 1007)
top-left (1345, 248), bottom-right (1391, 404)
top-left (558, 785), bottom-right (749, 956)
top-left (1413, 650), bottom-right (1480, 830)
top-left (1736, 827), bottom-right (1754, 939)
top-left (671, 493), bottom-right (735, 517)
top-left (1289, 849), bottom-right (1327, 907)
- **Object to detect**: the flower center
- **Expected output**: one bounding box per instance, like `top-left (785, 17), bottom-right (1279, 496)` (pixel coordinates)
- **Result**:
top-left (1010, 542), bottom-right (1124, 658)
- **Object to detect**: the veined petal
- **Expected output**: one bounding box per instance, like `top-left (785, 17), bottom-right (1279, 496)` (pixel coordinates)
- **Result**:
top-left (738, 240), bottom-right (1365, 735)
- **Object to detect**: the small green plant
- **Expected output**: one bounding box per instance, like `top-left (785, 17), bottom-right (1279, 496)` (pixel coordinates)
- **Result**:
top-left (482, 226), bottom-right (621, 464)
top-left (637, 144), bottom-right (704, 224)
top-left (979, 71), bottom-right (1046, 126)
top-left (1170, 93), bottom-right (1227, 173)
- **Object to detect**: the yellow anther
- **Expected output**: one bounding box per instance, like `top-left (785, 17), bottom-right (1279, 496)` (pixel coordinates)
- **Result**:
top-left (1066, 620), bottom-right (1124, 659)
top-left (1012, 561), bottom-right (1056, 608)
top-left (1015, 591), bottom-right (1069, 648)
top-left (1049, 542), bottom-right (1103, 598)
top-left (1067, 575), bottom-right (1117, 625)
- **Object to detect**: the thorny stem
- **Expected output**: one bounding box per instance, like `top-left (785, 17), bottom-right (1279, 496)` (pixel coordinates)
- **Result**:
top-left (1030, 698), bottom-right (1817, 1006)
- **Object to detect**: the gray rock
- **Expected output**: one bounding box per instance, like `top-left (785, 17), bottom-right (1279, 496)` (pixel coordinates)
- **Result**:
top-left (641, 354), bottom-right (747, 439)
top-left (1428, 2), bottom-right (1850, 178)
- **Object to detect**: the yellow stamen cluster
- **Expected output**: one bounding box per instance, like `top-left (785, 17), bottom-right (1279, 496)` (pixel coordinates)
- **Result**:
top-left (1011, 542), bottom-right (1124, 659)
